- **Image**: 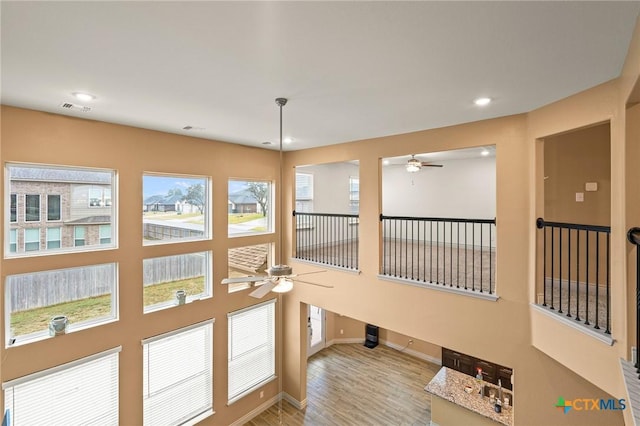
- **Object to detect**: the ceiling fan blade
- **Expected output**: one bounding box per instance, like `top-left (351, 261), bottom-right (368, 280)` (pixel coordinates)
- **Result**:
top-left (288, 270), bottom-right (326, 278)
top-left (294, 278), bottom-right (334, 288)
top-left (421, 163), bottom-right (443, 167)
top-left (249, 280), bottom-right (277, 298)
top-left (221, 276), bottom-right (268, 285)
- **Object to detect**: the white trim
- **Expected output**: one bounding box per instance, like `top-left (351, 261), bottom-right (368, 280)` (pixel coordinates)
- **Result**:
top-left (141, 318), bottom-right (215, 345)
top-left (183, 409), bottom-right (215, 426)
top-left (378, 274), bottom-right (499, 301)
top-left (227, 375), bottom-right (277, 405)
top-left (2, 346), bottom-right (121, 389)
top-left (227, 297), bottom-right (276, 318)
top-left (283, 392), bottom-right (307, 409)
top-left (292, 258), bottom-right (361, 274)
top-left (380, 339), bottom-right (442, 365)
top-left (530, 303), bottom-right (614, 345)
top-left (619, 358), bottom-right (640, 426)
top-left (329, 338), bottom-right (365, 345)
top-left (228, 394), bottom-right (280, 426)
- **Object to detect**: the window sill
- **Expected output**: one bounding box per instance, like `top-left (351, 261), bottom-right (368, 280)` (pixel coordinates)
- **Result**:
top-left (7, 317), bottom-right (118, 348)
top-left (143, 295), bottom-right (211, 314)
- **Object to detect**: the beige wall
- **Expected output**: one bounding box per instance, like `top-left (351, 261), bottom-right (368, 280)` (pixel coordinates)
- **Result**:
top-left (544, 123), bottom-right (611, 226)
top-left (0, 106), bottom-right (283, 425)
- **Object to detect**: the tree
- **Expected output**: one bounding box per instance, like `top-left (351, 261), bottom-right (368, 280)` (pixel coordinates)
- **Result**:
top-left (246, 182), bottom-right (269, 216)
top-left (167, 188), bottom-right (183, 198)
top-left (183, 184), bottom-right (205, 213)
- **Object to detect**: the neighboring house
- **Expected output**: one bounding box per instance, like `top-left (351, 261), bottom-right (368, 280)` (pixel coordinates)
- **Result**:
top-left (228, 189), bottom-right (261, 214)
top-left (8, 167), bottom-right (112, 254)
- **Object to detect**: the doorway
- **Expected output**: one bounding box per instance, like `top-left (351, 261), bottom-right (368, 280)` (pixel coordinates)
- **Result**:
top-left (307, 305), bottom-right (325, 357)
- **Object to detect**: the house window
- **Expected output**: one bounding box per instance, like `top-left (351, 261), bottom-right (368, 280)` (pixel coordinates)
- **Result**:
top-left (89, 187), bottom-right (111, 207)
top-left (3, 347), bottom-right (120, 425)
top-left (24, 228), bottom-right (40, 252)
top-left (74, 226), bottom-right (86, 246)
top-left (25, 194), bottom-right (40, 222)
top-left (5, 163), bottom-right (116, 257)
top-left (10, 194), bottom-right (16, 222)
top-left (99, 224), bottom-right (111, 244)
top-left (142, 321), bottom-right (213, 425)
top-left (228, 179), bottom-right (273, 237)
top-left (143, 251), bottom-right (211, 313)
top-left (142, 173), bottom-right (211, 245)
top-left (295, 172), bottom-right (313, 213)
top-left (228, 299), bottom-right (276, 404)
top-left (349, 176), bottom-right (359, 214)
top-left (46, 227), bottom-right (61, 249)
top-left (9, 229), bottom-right (16, 253)
top-left (5, 263), bottom-right (118, 347)
top-left (47, 194), bottom-right (61, 221)
top-left (227, 243), bottom-right (271, 293)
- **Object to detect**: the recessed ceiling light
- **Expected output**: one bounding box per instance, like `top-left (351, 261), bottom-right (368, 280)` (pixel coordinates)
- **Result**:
top-left (72, 92), bottom-right (95, 102)
top-left (284, 137), bottom-right (293, 144)
top-left (474, 97), bottom-right (491, 106)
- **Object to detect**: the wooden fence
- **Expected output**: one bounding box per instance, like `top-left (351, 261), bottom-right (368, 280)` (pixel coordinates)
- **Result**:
top-left (8, 254), bottom-right (206, 312)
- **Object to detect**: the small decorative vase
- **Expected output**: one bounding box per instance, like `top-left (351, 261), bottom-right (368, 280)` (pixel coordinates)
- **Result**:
top-left (49, 315), bottom-right (68, 336)
top-left (175, 290), bottom-right (187, 305)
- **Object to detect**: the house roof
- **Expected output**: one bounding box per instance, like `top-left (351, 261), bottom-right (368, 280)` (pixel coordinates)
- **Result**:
top-left (228, 189), bottom-right (259, 205)
top-left (9, 166), bottom-right (111, 184)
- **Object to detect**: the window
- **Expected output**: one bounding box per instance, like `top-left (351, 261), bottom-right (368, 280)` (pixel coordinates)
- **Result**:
top-left (143, 252), bottom-right (211, 313)
top-left (10, 194), bottom-right (16, 222)
top-left (74, 226), bottom-right (86, 246)
top-left (89, 187), bottom-right (111, 207)
top-left (5, 263), bottom-right (118, 346)
top-left (228, 299), bottom-right (276, 404)
top-left (25, 194), bottom-right (40, 222)
top-left (8, 229), bottom-right (16, 253)
top-left (142, 321), bottom-right (213, 425)
top-left (5, 163), bottom-right (116, 257)
top-left (99, 224), bottom-right (111, 244)
top-left (295, 173), bottom-right (313, 213)
top-left (143, 174), bottom-right (210, 245)
top-left (3, 348), bottom-right (120, 425)
top-left (46, 227), bottom-right (61, 249)
top-left (227, 244), bottom-right (271, 293)
top-left (24, 228), bottom-right (39, 252)
top-left (47, 194), bottom-right (61, 221)
top-left (349, 176), bottom-right (359, 214)
top-left (228, 179), bottom-right (273, 237)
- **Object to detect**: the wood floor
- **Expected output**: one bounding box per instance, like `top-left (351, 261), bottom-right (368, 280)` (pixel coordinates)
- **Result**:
top-left (245, 343), bottom-right (441, 426)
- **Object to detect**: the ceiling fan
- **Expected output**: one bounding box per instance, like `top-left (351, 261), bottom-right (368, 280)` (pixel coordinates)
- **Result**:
top-left (220, 98), bottom-right (330, 299)
top-left (405, 155), bottom-right (444, 172)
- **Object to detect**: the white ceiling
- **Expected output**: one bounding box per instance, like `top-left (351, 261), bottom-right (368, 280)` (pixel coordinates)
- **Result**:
top-left (2, 2), bottom-right (639, 151)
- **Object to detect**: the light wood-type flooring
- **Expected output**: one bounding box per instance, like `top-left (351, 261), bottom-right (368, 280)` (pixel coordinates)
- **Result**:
top-left (245, 343), bottom-right (441, 426)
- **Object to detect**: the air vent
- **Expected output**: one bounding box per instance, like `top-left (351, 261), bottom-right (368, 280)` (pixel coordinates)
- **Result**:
top-left (182, 125), bottom-right (205, 131)
top-left (182, 125), bottom-right (193, 130)
top-left (59, 102), bottom-right (91, 112)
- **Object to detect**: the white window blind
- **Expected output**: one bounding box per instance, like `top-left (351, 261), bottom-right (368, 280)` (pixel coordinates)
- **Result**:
top-left (2, 347), bottom-right (120, 426)
top-left (142, 320), bottom-right (214, 426)
top-left (228, 299), bottom-right (276, 404)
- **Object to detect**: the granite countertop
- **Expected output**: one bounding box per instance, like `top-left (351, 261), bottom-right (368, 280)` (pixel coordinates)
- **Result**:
top-left (425, 367), bottom-right (513, 426)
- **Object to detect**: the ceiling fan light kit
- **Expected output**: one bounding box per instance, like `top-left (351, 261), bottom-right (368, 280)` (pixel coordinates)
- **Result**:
top-left (406, 156), bottom-right (422, 173)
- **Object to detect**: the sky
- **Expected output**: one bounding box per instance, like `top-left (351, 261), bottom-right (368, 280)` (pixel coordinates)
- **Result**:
top-left (142, 175), bottom-right (248, 198)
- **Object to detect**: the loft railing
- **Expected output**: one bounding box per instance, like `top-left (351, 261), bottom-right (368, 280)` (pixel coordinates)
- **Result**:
top-left (628, 227), bottom-right (640, 376)
top-left (293, 211), bottom-right (359, 270)
top-left (536, 218), bottom-right (611, 334)
top-left (380, 215), bottom-right (497, 294)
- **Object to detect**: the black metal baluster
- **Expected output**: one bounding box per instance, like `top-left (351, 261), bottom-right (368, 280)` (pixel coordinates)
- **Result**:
top-left (542, 222), bottom-right (547, 306)
top-left (559, 227), bottom-right (563, 314)
top-left (430, 221), bottom-right (433, 283)
top-left (489, 223), bottom-right (492, 294)
top-left (595, 232), bottom-right (600, 329)
top-left (480, 223), bottom-right (484, 293)
top-left (606, 232), bottom-right (610, 334)
top-left (550, 226), bottom-right (555, 310)
top-left (567, 228), bottom-right (572, 318)
top-left (576, 230), bottom-right (581, 322)
top-left (585, 230), bottom-right (590, 326)
top-left (457, 222), bottom-right (460, 288)
top-left (437, 220), bottom-right (440, 284)
top-left (465, 223), bottom-right (468, 290)
top-left (449, 221), bottom-right (453, 287)
top-left (472, 223), bottom-right (475, 291)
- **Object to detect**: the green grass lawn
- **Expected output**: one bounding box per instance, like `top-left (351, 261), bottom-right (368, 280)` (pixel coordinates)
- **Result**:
top-left (228, 213), bottom-right (265, 224)
top-left (10, 277), bottom-right (205, 336)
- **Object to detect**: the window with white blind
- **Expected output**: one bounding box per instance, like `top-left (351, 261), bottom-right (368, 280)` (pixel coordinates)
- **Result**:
top-left (3, 347), bottom-right (120, 426)
top-left (295, 172), bottom-right (313, 213)
top-left (142, 320), bottom-right (214, 425)
top-left (228, 299), bottom-right (276, 404)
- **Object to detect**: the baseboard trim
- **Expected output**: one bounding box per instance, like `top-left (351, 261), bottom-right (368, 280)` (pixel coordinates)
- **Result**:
top-left (381, 339), bottom-right (442, 365)
top-left (328, 337), bottom-right (365, 345)
top-left (283, 392), bottom-right (307, 409)
top-left (229, 394), bottom-right (280, 426)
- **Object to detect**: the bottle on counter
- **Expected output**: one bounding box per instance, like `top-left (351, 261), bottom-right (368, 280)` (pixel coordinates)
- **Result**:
top-left (475, 368), bottom-right (484, 395)
top-left (498, 378), bottom-right (503, 402)
top-left (494, 397), bottom-right (502, 413)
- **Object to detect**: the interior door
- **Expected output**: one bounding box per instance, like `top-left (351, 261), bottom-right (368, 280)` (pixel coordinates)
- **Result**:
top-left (307, 305), bottom-right (325, 357)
